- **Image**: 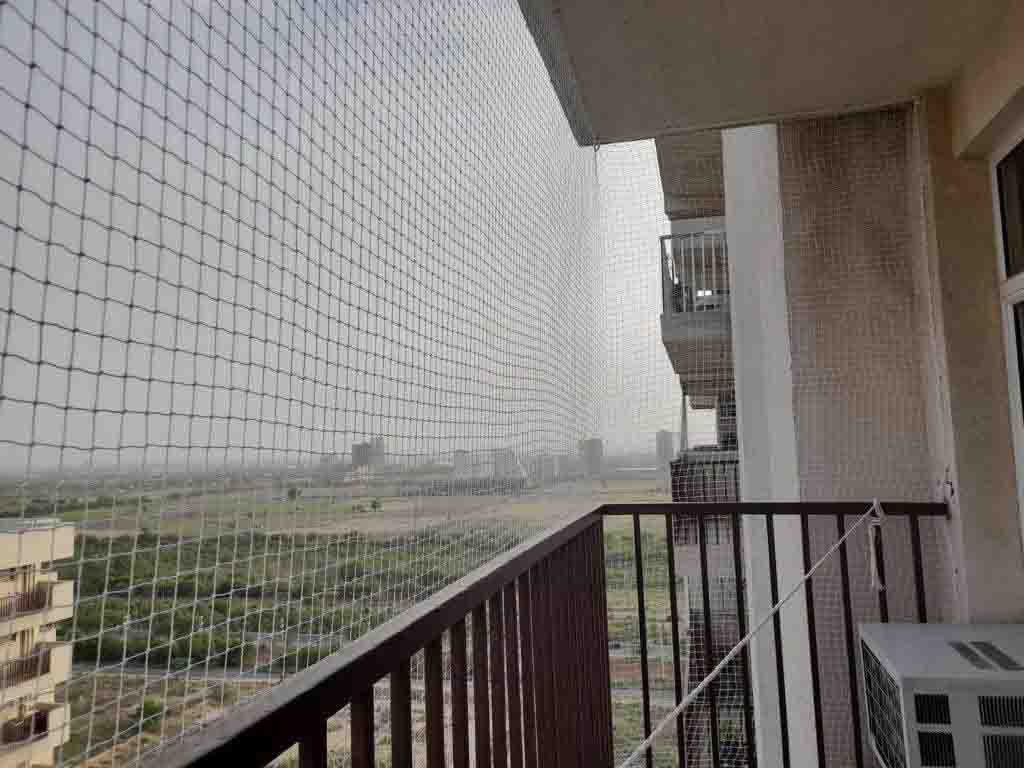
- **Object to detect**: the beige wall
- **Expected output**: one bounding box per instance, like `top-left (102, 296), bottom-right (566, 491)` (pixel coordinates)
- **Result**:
top-left (915, 88), bottom-right (1024, 621)
top-left (952, 0), bottom-right (1024, 158)
top-left (777, 109), bottom-right (934, 504)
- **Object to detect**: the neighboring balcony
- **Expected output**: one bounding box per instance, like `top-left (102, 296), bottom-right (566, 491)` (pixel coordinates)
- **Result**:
top-left (0, 581), bottom-right (74, 635)
top-left (0, 644), bottom-right (72, 703)
top-left (0, 703), bottom-right (68, 768)
top-left (659, 232), bottom-right (733, 390)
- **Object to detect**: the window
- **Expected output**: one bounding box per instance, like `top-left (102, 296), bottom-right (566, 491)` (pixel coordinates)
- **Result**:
top-left (999, 141), bottom-right (1024, 277)
top-left (994, 128), bottom-right (1024, 543)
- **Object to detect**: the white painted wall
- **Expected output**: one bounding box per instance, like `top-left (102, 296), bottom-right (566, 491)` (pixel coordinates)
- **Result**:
top-left (917, 89), bottom-right (1024, 621)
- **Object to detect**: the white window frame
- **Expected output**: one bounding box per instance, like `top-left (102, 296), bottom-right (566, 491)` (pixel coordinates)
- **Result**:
top-left (991, 107), bottom-right (1024, 543)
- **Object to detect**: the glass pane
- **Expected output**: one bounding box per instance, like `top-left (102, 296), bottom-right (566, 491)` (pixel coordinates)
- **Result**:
top-left (998, 140), bottom-right (1024, 277)
top-left (1015, 304), bottom-right (1024, 417)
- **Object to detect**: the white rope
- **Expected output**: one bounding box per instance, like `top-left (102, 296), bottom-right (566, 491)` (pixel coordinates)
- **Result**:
top-left (618, 499), bottom-right (884, 768)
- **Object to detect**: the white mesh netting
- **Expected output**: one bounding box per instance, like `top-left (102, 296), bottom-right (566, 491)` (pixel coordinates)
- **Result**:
top-left (0, 1), bottom-right (681, 766)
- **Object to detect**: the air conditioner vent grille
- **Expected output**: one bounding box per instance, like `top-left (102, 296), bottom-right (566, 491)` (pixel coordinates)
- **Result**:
top-left (918, 731), bottom-right (955, 767)
top-left (980, 696), bottom-right (1024, 728)
top-left (983, 734), bottom-right (1024, 768)
top-left (863, 640), bottom-right (906, 768)
top-left (915, 694), bottom-right (951, 725)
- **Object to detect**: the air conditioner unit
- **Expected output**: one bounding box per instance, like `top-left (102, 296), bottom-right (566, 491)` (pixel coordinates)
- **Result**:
top-left (859, 623), bottom-right (1024, 768)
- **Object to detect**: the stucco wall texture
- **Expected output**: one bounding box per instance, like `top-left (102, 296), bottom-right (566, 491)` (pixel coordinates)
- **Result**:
top-left (776, 109), bottom-right (950, 767)
top-left (778, 109), bottom-right (933, 503)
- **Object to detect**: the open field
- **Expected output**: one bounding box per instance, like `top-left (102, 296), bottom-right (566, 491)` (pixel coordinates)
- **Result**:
top-left (7, 477), bottom-right (684, 766)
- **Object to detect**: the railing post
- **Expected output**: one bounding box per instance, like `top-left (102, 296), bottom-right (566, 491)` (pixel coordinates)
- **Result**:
top-left (836, 513), bottom-right (865, 768)
top-left (489, 592), bottom-right (508, 768)
top-left (298, 720), bottom-right (327, 768)
top-left (425, 637), bottom-right (445, 768)
top-left (800, 514), bottom-right (826, 768)
top-left (589, 521), bottom-right (614, 768)
top-left (664, 512), bottom-right (687, 768)
top-left (697, 510), bottom-right (721, 768)
top-left (518, 573), bottom-right (539, 768)
top-left (765, 514), bottom-right (791, 768)
top-left (731, 510), bottom-right (756, 767)
top-left (909, 513), bottom-right (928, 623)
top-left (351, 687), bottom-right (374, 768)
top-left (504, 582), bottom-right (524, 768)
top-left (871, 523), bottom-right (890, 623)
top-left (391, 660), bottom-right (412, 768)
top-left (472, 605), bottom-right (492, 768)
top-left (451, 619), bottom-right (471, 768)
top-left (632, 513), bottom-right (654, 768)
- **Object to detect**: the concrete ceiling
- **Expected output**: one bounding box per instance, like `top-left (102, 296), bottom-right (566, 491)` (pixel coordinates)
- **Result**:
top-left (521, 0), bottom-right (1009, 144)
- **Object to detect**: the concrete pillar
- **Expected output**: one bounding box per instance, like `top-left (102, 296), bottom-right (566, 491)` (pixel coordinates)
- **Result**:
top-left (679, 382), bottom-right (688, 451)
top-left (722, 124), bottom-right (817, 768)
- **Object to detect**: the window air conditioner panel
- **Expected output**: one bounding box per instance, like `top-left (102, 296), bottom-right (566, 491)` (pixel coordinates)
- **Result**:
top-left (983, 734), bottom-right (1024, 768)
top-left (979, 696), bottom-right (1024, 728)
top-left (914, 694), bottom-right (950, 725)
top-left (862, 640), bottom-right (907, 768)
top-left (917, 731), bottom-right (955, 767)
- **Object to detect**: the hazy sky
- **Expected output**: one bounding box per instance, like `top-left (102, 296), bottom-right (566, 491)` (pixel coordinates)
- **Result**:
top-left (0, 0), bottom-right (675, 476)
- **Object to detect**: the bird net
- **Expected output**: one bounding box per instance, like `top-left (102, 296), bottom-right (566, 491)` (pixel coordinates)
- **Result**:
top-left (0, 0), bottom-right (679, 765)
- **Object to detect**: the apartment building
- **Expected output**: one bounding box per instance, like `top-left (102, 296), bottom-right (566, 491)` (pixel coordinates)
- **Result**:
top-left (520, 0), bottom-right (1024, 764)
top-left (0, 521), bottom-right (74, 768)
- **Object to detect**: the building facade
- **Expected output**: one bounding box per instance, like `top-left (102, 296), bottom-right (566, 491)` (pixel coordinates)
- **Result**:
top-left (0, 520), bottom-right (74, 768)
top-left (522, 0), bottom-right (1024, 764)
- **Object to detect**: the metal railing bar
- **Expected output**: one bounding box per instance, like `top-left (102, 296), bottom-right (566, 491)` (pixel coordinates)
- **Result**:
top-left (872, 524), bottom-right (890, 623)
top-left (489, 592), bottom-right (508, 768)
top-left (504, 582), bottom-right (524, 768)
top-left (391, 660), bottom-right (413, 768)
top-left (909, 513), bottom-right (928, 623)
top-left (517, 575), bottom-right (538, 768)
top-left (350, 688), bottom-right (374, 768)
top-left (632, 513), bottom-right (654, 768)
top-left (836, 513), bottom-right (865, 768)
top-left (425, 636), bottom-right (445, 768)
top-left (800, 514), bottom-right (827, 768)
top-left (451, 619), bottom-right (471, 768)
top-left (597, 502), bottom-right (948, 517)
top-left (298, 720), bottom-right (327, 768)
top-left (473, 604), bottom-right (492, 768)
top-left (732, 511), bottom-right (756, 768)
top-left (698, 511), bottom-right (722, 768)
top-left (765, 514), bottom-right (791, 768)
top-left (664, 512), bottom-right (687, 768)
top-left (147, 510), bottom-right (601, 768)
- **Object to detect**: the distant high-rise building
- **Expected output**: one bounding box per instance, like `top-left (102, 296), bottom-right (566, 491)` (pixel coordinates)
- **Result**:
top-left (656, 430), bottom-right (675, 466)
top-left (578, 438), bottom-right (604, 478)
top-left (493, 448), bottom-right (516, 480)
top-left (370, 437), bottom-right (386, 466)
top-left (352, 442), bottom-right (371, 468)
top-left (353, 438), bottom-right (386, 469)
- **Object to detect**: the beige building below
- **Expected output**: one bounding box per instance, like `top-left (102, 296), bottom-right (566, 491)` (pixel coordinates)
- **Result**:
top-left (0, 520), bottom-right (74, 768)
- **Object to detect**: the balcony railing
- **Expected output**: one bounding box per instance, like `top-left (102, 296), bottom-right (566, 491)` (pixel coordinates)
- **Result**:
top-left (149, 501), bottom-right (946, 768)
top-left (670, 451), bottom-right (740, 504)
top-left (0, 649), bottom-right (51, 689)
top-left (0, 585), bottom-right (50, 621)
top-left (661, 232), bottom-right (730, 314)
top-left (0, 709), bottom-right (49, 748)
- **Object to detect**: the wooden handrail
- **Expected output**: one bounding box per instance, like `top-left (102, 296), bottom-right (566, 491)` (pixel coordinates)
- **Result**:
top-left (149, 510), bottom-right (605, 768)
